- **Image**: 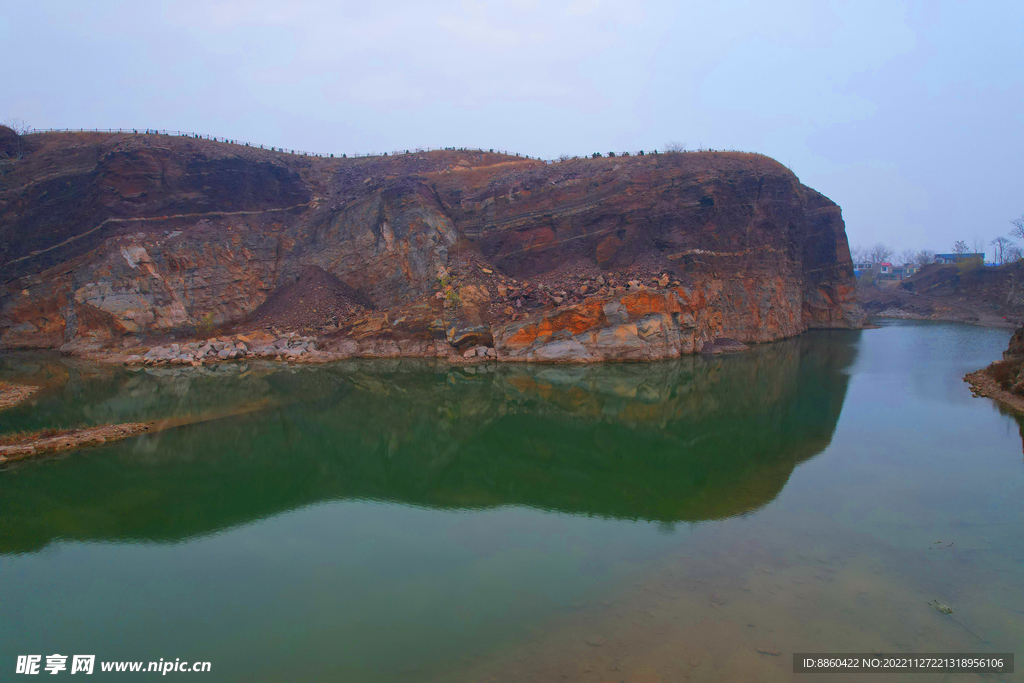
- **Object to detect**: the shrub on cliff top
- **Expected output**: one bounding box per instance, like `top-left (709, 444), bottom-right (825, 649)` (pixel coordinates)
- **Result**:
top-left (0, 125), bottom-right (24, 160)
top-left (989, 359), bottom-right (1019, 390)
top-left (956, 256), bottom-right (984, 274)
top-left (3, 118), bottom-right (30, 135)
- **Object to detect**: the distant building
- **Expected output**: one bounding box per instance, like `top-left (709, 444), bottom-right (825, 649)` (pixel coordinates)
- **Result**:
top-left (854, 261), bottom-right (919, 281)
top-left (934, 253), bottom-right (985, 265)
top-left (890, 264), bottom-right (919, 280)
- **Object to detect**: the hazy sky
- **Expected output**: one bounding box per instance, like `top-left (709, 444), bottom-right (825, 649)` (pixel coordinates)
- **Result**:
top-left (5, 0), bottom-right (1022, 260)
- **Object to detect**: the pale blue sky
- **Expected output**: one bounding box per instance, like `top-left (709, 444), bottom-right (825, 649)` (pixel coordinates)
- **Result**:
top-left (4, 0), bottom-right (1022, 259)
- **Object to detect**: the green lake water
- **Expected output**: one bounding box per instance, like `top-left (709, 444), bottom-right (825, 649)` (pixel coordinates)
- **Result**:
top-left (0, 321), bottom-right (1021, 681)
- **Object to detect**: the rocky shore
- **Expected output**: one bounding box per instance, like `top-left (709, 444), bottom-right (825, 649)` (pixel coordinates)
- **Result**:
top-left (103, 280), bottom-right (757, 366)
top-left (134, 333), bottom-right (323, 365)
top-left (964, 369), bottom-right (1024, 416)
top-left (965, 324), bottom-right (1024, 415)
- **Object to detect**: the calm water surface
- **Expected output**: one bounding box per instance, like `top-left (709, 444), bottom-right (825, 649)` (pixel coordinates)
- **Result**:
top-left (1, 321), bottom-right (1021, 682)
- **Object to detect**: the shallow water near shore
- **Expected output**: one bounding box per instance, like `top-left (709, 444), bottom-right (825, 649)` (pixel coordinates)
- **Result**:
top-left (1, 321), bottom-right (1022, 682)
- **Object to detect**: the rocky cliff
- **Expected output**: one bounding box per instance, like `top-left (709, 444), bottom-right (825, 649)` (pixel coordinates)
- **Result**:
top-left (0, 131), bottom-right (862, 361)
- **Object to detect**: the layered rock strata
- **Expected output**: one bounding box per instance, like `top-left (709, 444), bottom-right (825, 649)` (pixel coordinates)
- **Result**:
top-left (0, 132), bottom-right (863, 361)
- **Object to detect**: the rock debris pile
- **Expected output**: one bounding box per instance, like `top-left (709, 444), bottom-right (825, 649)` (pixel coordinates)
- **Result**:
top-left (133, 333), bottom-right (320, 365)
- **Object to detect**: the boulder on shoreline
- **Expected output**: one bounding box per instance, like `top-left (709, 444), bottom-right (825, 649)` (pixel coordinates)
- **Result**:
top-left (133, 333), bottom-right (322, 366)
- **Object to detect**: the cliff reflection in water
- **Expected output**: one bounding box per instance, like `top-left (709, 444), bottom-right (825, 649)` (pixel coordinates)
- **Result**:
top-left (0, 331), bottom-right (858, 554)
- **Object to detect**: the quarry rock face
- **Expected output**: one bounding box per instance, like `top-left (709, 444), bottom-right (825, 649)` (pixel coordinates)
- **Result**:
top-left (0, 133), bottom-right (863, 361)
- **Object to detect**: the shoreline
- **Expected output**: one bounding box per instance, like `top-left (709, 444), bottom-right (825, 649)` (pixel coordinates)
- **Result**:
top-left (17, 341), bottom-right (761, 368)
top-left (869, 310), bottom-right (1017, 329)
top-left (964, 367), bottom-right (1024, 416)
top-left (0, 327), bottom-right (876, 370)
top-left (861, 283), bottom-right (1019, 329)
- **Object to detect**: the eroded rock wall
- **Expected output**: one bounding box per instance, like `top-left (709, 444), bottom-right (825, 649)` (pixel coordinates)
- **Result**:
top-left (0, 133), bottom-right (862, 358)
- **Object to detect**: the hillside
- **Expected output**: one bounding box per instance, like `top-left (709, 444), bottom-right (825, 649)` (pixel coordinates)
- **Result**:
top-left (902, 262), bottom-right (1024, 318)
top-left (0, 130), bottom-right (863, 362)
top-left (857, 262), bottom-right (1024, 326)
